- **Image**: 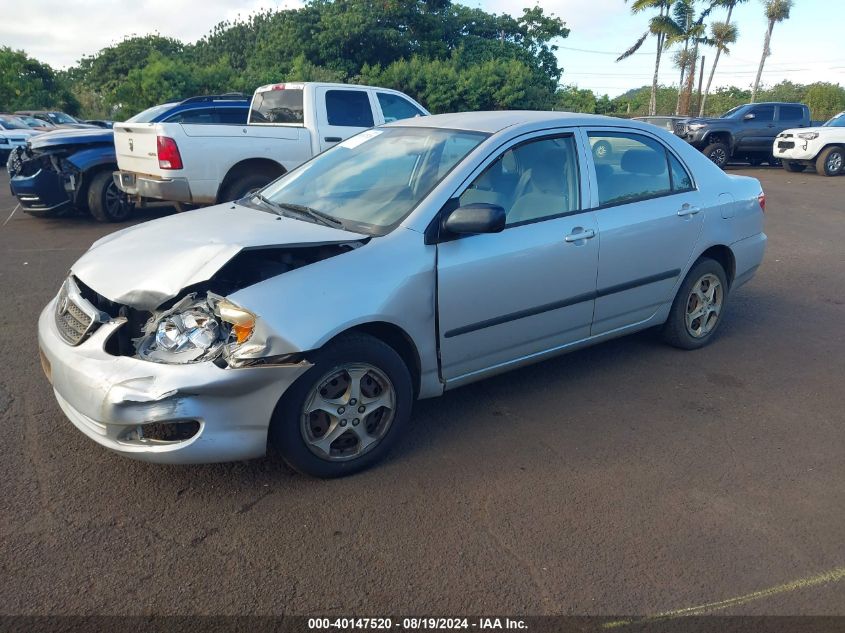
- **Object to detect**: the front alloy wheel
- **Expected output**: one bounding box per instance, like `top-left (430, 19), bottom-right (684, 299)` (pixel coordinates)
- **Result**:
top-left (270, 333), bottom-right (412, 477)
top-left (301, 363), bottom-right (396, 461)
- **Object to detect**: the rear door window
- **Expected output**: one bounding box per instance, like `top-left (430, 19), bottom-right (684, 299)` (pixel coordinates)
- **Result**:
top-left (588, 132), bottom-right (672, 206)
top-left (249, 89), bottom-right (304, 124)
top-left (377, 92), bottom-right (425, 123)
top-left (326, 90), bottom-right (374, 127)
top-left (778, 105), bottom-right (804, 122)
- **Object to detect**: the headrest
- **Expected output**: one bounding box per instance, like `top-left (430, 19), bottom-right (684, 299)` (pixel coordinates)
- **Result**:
top-left (621, 149), bottom-right (666, 176)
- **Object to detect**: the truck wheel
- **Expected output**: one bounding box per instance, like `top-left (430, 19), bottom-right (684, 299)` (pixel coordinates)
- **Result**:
top-left (269, 333), bottom-right (413, 478)
top-left (220, 171), bottom-right (279, 202)
top-left (816, 146), bottom-right (844, 176)
top-left (87, 171), bottom-right (133, 222)
top-left (702, 142), bottom-right (729, 168)
top-left (782, 161), bottom-right (806, 173)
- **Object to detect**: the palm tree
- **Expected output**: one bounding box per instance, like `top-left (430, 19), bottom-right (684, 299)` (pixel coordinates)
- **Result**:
top-left (667, 0), bottom-right (712, 115)
top-left (699, 0), bottom-right (746, 116)
top-left (617, 0), bottom-right (681, 116)
top-left (751, 0), bottom-right (793, 102)
top-left (699, 20), bottom-right (738, 115)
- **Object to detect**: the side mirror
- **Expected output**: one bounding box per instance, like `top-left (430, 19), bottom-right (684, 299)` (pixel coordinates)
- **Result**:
top-left (743, 113), bottom-right (756, 121)
top-left (443, 202), bottom-right (506, 235)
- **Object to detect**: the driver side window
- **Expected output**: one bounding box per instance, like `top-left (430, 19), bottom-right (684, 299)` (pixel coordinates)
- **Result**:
top-left (459, 135), bottom-right (580, 227)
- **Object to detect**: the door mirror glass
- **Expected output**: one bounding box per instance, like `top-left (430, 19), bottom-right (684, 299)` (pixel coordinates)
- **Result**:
top-left (743, 113), bottom-right (756, 121)
top-left (443, 203), bottom-right (506, 235)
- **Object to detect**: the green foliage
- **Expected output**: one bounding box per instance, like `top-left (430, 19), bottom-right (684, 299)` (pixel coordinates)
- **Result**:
top-left (555, 85), bottom-right (597, 113)
top-left (0, 47), bottom-right (79, 113)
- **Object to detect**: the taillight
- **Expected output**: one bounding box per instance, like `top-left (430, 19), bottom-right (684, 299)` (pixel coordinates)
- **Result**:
top-left (757, 192), bottom-right (766, 213)
top-left (157, 136), bottom-right (183, 170)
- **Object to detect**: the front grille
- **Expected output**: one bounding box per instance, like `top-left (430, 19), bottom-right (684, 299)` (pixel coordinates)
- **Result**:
top-left (673, 122), bottom-right (686, 136)
top-left (778, 141), bottom-right (795, 150)
top-left (55, 279), bottom-right (98, 345)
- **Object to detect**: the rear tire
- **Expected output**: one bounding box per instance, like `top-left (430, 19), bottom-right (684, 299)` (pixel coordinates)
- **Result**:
top-left (702, 142), bottom-right (729, 168)
top-left (269, 333), bottom-right (413, 478)
top-left (87, 170), bottom-right (133, 222)
top-left (816, 146), bottom-right (844, 176)
top-left (782, 160), bottom-right (806, 173)
top-left (662, 258), bottom-right (729, 350)
top-left (219, 170), bottom-right (280, 202)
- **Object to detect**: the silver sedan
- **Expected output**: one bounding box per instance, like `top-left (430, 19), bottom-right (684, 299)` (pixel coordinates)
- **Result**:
top-left (38, 112), bottom-right (767, 477)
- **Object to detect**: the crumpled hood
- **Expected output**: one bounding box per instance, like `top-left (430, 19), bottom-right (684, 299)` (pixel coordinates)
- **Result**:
top-left (30, 128), bottom-right (113, 149)
top-left (72, 202), bottom-right (366, 309)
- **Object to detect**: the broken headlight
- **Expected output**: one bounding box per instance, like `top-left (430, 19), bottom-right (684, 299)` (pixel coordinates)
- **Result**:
top-left (136, 294), bottom-right (255, 365)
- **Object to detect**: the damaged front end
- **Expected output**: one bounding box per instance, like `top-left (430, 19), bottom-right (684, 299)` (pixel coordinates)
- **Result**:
top-left (7, 145), bottom-right (80, 215)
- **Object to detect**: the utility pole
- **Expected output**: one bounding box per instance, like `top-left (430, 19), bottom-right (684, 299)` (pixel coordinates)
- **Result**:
top-left (696, 56), bottom-right (705, 116)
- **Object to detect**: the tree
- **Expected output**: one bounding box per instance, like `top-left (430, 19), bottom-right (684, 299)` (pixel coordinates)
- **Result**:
top-left (0, 47), bottom-right (79, 113)
top-left (666, 0), bottom-right (711, 115)
top-left (616, 0), bottom-right (680, 116)
top-left (752, 0), bottom-right (793, 103)
top-left (555, 85), bottom-right (597, 113)
top-left (699, 0), bottom-right (746, 116)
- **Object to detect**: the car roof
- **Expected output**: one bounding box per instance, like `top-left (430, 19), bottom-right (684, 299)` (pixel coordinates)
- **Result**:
top-left (386, 111), bottom-right (651, 134)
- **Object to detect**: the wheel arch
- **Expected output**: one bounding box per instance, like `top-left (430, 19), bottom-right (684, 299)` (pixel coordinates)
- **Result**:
top-left (703, 130), bottom-right (734, 149)
top-left (216, 158), bottom-right (286, 202)
top-left (324, 321), bottom-right (422, 399)
top-left (698, 244), bottom-right (736, 288)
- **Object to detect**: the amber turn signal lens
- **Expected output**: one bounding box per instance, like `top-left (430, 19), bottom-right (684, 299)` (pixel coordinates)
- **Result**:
top-left (233, 324), bottom-right (253, 344)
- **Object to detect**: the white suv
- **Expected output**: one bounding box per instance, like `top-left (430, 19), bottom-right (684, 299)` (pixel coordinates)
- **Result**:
top-left (773, 112), bottom-right (845, 176)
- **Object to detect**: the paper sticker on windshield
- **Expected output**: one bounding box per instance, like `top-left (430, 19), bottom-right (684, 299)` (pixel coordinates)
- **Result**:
top-left (339, 129), bottom-right (383, 149)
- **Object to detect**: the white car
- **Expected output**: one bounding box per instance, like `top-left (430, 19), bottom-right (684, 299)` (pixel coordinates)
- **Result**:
top-left (0, 115), bottom-right (41, 161)
top-left (773, 112), bottom-right (845, 176)
top-left (114, 82), bottom-right (428, 206)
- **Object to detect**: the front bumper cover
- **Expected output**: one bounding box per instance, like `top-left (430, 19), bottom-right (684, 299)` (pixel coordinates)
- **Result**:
top-left (38, 295), bottom-right (311, 464)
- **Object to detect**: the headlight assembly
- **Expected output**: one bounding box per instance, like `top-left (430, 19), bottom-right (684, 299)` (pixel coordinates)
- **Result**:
top-left (136, 293), bottom-right (256, 365)
top-left (798, 132), bottom-right (819, 140)
top-left (686, 123), bottom-right (707, 131)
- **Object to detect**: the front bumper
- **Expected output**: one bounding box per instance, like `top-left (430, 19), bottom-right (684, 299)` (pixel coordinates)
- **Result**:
top-left (114, 170), bottom-right (193, 204)
top-left (38, 295), bottom-right (311, 464)
top-left (772, 139), bottom-right (818, 161)
top-left (10, 168), bottom-right (73, 214)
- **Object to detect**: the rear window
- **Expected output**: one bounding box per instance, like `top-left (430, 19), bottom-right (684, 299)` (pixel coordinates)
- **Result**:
top-left (326, 90), bottom-right (374, 127)
top-left (377, 92), bottom-right (425, 123)
top-left (249, 89), bottom-right (304, 124)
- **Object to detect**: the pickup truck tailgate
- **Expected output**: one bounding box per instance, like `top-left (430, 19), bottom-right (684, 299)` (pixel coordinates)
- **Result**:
top-left (114, 124), bottom-right (161, 176)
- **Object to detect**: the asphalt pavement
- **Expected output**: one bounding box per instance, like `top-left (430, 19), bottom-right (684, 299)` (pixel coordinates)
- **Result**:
top-left (0, 166), bottom-right (843, 619)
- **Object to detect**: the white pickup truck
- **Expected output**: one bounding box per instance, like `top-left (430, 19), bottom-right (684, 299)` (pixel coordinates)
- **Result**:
top-left (114, 82), bottom-right (429, 205)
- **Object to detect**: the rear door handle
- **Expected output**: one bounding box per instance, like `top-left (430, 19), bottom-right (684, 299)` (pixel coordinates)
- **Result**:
top-left (565, 228), bottom-right (596, 242)
top-left (324, 136), bottom-right (342, 143)
top-left (677, 205), bottom-right (701, 217)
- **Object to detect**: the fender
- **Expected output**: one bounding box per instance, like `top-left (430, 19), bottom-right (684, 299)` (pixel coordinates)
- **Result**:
top-left (65, 147), bottom-right (117, 173)
top-left (702, 129), bottom-right (735, 151)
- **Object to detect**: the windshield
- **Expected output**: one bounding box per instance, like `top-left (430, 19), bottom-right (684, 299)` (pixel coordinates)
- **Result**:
top-left (45, 112), bottom-right (79, 124)
top-left (0, 116), bottom-right (30, 130)
top-left (258, 127), bottom-right (487, 234)
top-left (20, 116), bottom-right (52, 128)
top-left (125, 103), bottom-right (177, 123)
top-left (823, 113), bottom-right (845, 127)
top-left (720, 106), bottom-right (745, 119)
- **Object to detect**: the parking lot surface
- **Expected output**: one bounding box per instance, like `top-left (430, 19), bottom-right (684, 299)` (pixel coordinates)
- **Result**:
top-left (0, 167), bottom-right (843, 617)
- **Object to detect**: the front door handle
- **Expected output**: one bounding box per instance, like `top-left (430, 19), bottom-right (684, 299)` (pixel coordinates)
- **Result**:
top-left (324, 136), bottom-right (342, 143)
top-left (565, 228), bottom-right (596, 242)
top-left (677, 204), bottom-right (701, 217)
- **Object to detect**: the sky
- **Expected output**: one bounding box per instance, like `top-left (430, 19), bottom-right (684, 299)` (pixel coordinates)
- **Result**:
top-left (2, 0), bottom-right (843, 97)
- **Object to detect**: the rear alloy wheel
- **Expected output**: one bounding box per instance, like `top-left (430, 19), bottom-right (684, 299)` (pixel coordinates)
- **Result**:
top-left (270, 333), bottom-right (413, 478)
top-left (87, 170), bottom-right (133, 222)
top-left (702, 142), bottom-right (729, 168)
top-left (662, 258), bottom-right (728, 350)
top-left (782, 160), bottom-right (806, 173)
top-left (816, 146), bottom-right (844, 176)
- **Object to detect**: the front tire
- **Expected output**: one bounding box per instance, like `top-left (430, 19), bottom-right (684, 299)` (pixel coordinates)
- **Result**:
top-left (87, 170), bottom-right (133, 222)
top-left (702, 142), bottom-right (729, 169)
top-left (816, 146), bottom-right (844, 176)
top-left (269, 333), bottom-right (413, 478)
top-left (782, 160), bottom-right (806, 173)
top-left (662, 258), bottom-right (728, 350)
